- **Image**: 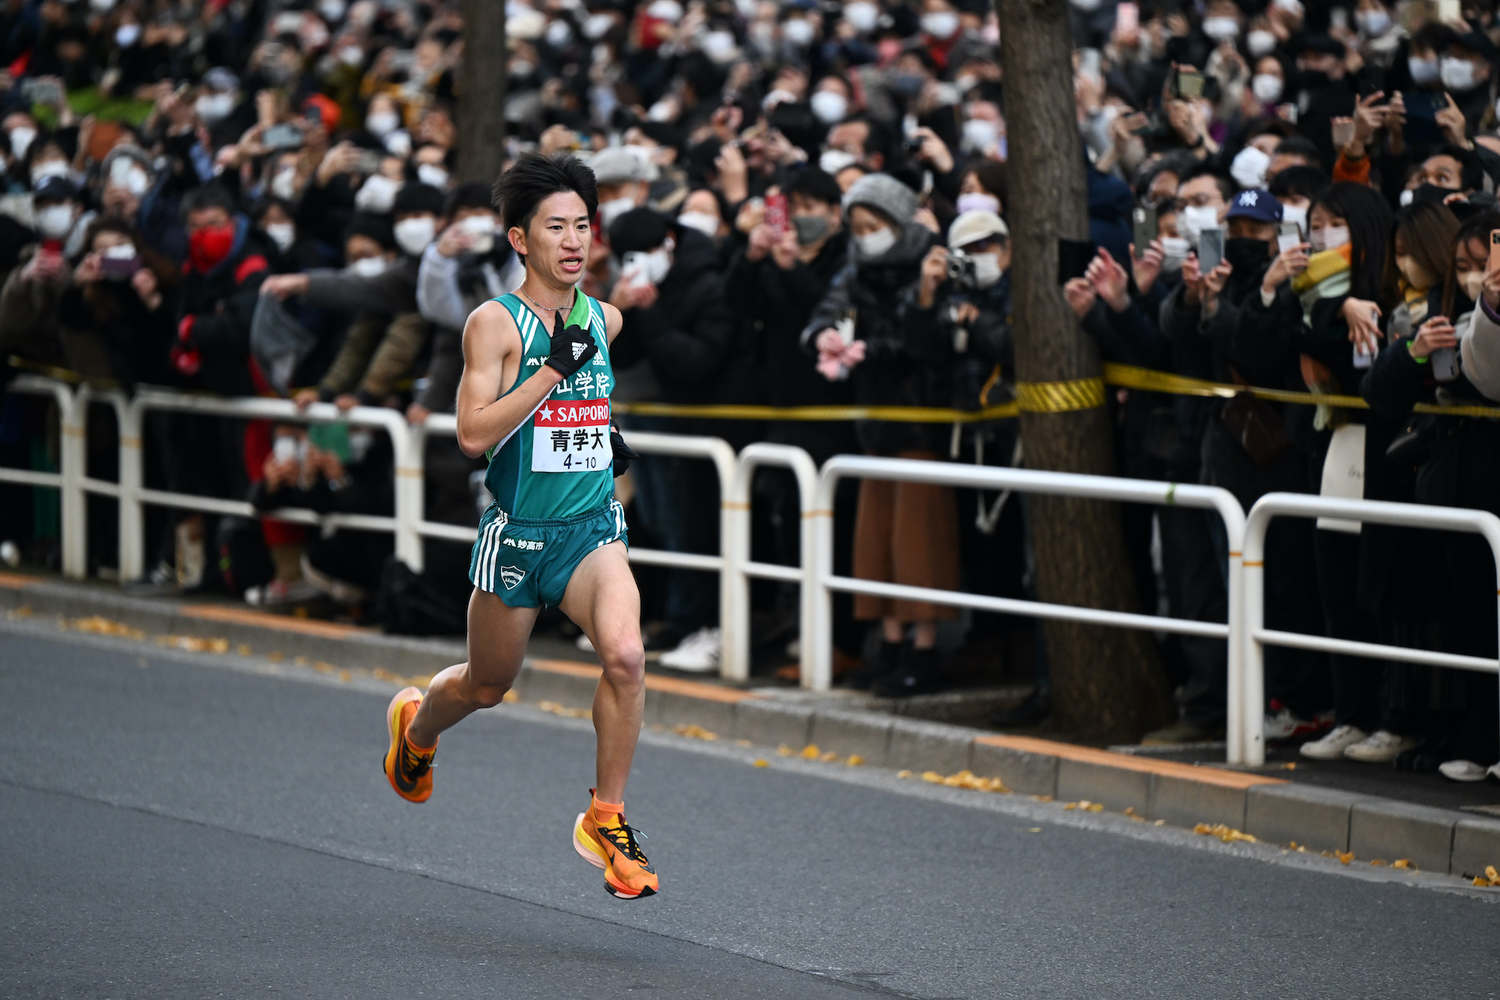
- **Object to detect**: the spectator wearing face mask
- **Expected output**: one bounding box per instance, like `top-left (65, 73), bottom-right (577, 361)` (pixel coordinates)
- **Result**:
top-left (802, 173), bottom-right (960, 694)
top-left (0, 176), bottom-right (86, 370)
top-left (56, 216), bottom-right (179, 390)
top-left (608, 206), bottom-right (737, 672)
top-left (1362, 210), bottom-right (1500, 777)
top-left (411, 183), bottom-right (522, 425)
top-left (267, 185), bottom-right (442, 412)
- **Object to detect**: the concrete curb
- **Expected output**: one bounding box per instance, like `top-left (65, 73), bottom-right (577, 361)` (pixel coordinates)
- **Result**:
top-left (5, 572), bottom-right (1499, 882)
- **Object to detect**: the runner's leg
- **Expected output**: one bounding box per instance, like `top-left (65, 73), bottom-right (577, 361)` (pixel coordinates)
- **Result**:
top-left (405, 589), bottom-right (538, 748)
top-left (559, 541), bottom-right (644, 803)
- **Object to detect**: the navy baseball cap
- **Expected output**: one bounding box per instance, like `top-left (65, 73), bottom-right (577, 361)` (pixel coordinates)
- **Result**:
top-left (1226, 189), bottom-right (1283, 224)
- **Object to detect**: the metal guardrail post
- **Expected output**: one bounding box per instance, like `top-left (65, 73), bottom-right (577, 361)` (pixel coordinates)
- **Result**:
top-left (394, 423), bottom-right (425, 572)
top-left (725, 444), bottom-right (818, 684)
top-left (58, 382), bottom-right (86, 579)
top-left (1241, 492), bottom-right (1500, 768)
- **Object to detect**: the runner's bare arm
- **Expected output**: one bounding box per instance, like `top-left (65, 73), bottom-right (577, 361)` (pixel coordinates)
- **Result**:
top-left (601, 301), bottom-right (623, 345)
top-left (455, 301), bottom-right (562, 458)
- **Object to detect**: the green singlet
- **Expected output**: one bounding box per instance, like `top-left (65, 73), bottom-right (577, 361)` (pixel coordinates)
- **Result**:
top-left (483, 290), bottom-right (616, 521)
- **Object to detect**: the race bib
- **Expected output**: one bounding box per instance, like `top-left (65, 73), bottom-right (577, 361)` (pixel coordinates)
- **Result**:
top-left (531, 397), bottom-right (612, 473)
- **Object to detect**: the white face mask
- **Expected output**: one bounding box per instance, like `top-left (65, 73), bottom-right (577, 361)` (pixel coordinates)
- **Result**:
top-left (366, 110), bottom-right (399, 137)
top-left (1230, 145), bottom-right (1271, 189)
top-left (956, 192), bottom-right (1000, 215)
top-left (263, 163), bottom-right (294, 198)
top-left (810, 90), bottom-right (848, 125)
top-left (355, 173), bottom-right (400, 213)
top-left (855, 226), bottom-right (897, 259)
top-left (921, 11), bottom-right (959, 39)
top-left (90, 0), bottom-right (116, 11)
top-left (1309, 225), bottom-right (1349, 253)
top-left (458, 213), bottom-right (497, 254)
top-left (844, 1), bottom-right (879, 32)
top-left (349, 255), bottom-right (388, 277)
top-left (1202, 16), bottom-right (1239, 41)
top-left (646, 0), bottom-right (682, 19)
top-left (623, 247), bottom-right (672, 285)
top-left (969, 251), bottom-right (1002, 288)
top-left (417, 164), bottom-right (450, 189)
top-left (781, 18), bottom-right (814, 47)
top-left (319, 0), bottom-right (347, 22)
top-left (676, 211), bottom-right (719, 238)
top-left (1440, 57), bottom-right (1477, 92)
top-left (8, 126), bottom-right (36, 160)
top-left (384, 130), bottom-right (412, 158)
top-left (1408, 57), bottom-right (1439, 85)
top-left (195, 93), bottom-right (236, 124)
top-left (31, 160), bottom-right (69, 184)
top-left (1399, 187), bottom-right (1415, 207)
top-left (1251, 73), bottom-right (1284, 104)
top-left (1160, 235), bottom-right (1190, 271)
top-left (1356, 9), bottom-right (1391, 36)
top-left (961, 118), bottom-right (1000, 154)
top-left (265, 222), bottom-right (296, 253)
top-left (1181, 204), bottom-right (1220, 245)
top-left (1280, 203), bottom-right (1308, 236)
top-left (36, 204), bottom-right (74, 239)
top-left (819, 149), bottom-right (857, 175)
top-left (1246, 29), bottom-right (1277, 57)
top-left (701, 30), bottom-right (737, 63)
top-left (121, 165), bottom-right (149, 197)
top-left (545, 20), bottom-right (574, 48)
top-left (584, 13), bottom-right (614, 38)
top-left (598, 196), bottom-right (635, 230)
top-left (1460, 271), bottom-right (1484, 302)
top-left (115, 23), bottom-right (141, 47)
top-left (395, 216), bottom-right (437, 256)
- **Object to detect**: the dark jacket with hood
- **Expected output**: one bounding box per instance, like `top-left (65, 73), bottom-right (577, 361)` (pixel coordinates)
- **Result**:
top-left (802, 219), bottom-right (937, 452)
top-left (177, 214), bottom-right (271, 395)
top-left (612, 227), bottom-right (737, 406)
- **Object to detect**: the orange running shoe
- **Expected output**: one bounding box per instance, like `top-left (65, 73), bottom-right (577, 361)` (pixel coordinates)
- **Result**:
top-left (382, 686), bottom-right (435, 803)
top-left (572, 790), bottom-right (659, 899)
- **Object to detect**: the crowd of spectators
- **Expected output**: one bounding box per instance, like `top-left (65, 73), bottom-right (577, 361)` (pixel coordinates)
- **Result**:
top-left (1, 0), bottom-right (1499, 777)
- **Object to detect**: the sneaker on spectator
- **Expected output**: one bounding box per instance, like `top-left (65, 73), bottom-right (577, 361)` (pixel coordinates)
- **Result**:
top-left (1263, 700), bottom-right (1327, 741)
top-left (576, 633), bottom-right (595, 654)
top-left (1343, 730), bottom-right (1419, 763)
top-left (1439, 759), bottom-right (1489, 782)
top-left (658, 627), bottom-right (721, 673)
top-left (244, 579), bottom-right (322, 608)
top-left (1299, 724), bottom-right (1367, 760)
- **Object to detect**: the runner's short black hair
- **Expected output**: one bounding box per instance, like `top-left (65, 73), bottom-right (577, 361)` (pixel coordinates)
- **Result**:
top-left (492, 152), bottom-right (598, 237)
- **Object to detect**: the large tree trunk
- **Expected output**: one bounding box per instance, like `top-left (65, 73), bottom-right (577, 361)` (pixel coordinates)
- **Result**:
top-left (996, 0), bottom-right (1173, 742)
top-left (456, 0), bottom-right (507, 186)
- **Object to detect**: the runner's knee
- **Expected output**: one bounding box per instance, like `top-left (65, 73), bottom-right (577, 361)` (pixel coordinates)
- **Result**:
top-left (470, 681), bottom-right (510, 709)
top-left (597, 633), bottom-right (645, 688)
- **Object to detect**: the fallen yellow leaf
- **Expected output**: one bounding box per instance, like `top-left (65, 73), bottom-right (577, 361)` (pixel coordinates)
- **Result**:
top-left (819, 751), bottom-right (839, 762)
top-left (1027, 827), bottom-right (1042, 833)
top-left (236, 644), bottom-right (252, 656)
top-left (921, 771), bottom-right (944, 784)
top-left (896, 769), bottom-right (913, 779)
top-left (1087, 802), bottom-right (1104, 813)
top-left (1487, 865), bottom-right (1499, 882)
top-left (1370, 859), bottom-right (1387, 867)
top-left (1063, 802), bottom-right (1078, 811)
top-left (1337, 851), bottom-right (1355, 865)
top-left (753, 759), bottom-right (769, 768)
top-left (777, 745), bottom-right (794, 757)
top-left (846, 755), bottom-right (864, 766)
top-left (800, 744), bottom-right (821, 760)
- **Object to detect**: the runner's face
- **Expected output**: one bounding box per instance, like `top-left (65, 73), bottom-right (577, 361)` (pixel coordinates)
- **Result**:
top-left (515, 190), bottom-right (592, 287)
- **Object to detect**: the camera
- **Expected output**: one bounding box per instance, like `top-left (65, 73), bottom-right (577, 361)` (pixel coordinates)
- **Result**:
top-left (946, 248), bottom-right (978, 289)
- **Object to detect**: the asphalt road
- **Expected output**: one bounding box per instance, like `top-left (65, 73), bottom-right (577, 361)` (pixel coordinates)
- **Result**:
top-left (1, 621), bottom-right (1496, 1000)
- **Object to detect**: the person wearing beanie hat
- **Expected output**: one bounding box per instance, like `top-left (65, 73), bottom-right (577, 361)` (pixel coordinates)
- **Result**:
top-left (802, 173), bottom-right (961, 697)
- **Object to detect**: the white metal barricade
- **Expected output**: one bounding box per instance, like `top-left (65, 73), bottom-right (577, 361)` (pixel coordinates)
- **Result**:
top-left (0, 376), bottom-right (85, 577)
top-left (1241, 493), bottom-right (1500, 767)
top-left (723, 444), bottom-right (819, 684)
top-left (807, 456), bottom-right (1252, 759)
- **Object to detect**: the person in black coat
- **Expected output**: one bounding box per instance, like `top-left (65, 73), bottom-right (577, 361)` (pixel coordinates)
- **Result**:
top-left (608, 207), bottom-right (738, 667)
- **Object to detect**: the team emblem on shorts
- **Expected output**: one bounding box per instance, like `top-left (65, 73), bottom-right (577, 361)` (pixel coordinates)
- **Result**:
top-left (500, 565), bottom-right (526, 590)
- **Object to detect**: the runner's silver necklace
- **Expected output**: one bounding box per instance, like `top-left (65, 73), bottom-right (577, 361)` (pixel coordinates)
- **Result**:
top-left (522, 287), bottom-right (575, 316)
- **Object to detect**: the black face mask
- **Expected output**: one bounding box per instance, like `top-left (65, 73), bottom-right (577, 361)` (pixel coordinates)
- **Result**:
top-left (1224, 237), bottom-right (1270, 275)
top-left (1410, 182), bottom-right (1460, 207)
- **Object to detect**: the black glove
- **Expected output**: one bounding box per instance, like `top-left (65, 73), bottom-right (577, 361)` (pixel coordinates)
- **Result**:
top-left (610, 425), bottom-right (638, 478)
top-left (545, 312), bottom-right (599, 377)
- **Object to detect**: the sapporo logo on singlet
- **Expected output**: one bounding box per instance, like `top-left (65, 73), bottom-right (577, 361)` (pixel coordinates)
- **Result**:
top-left (531, 398), bottom-right (612, 474)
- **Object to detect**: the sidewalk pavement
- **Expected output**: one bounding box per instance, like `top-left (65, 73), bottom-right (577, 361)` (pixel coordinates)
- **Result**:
top-left (3, 570), bottom-right (1498, 883)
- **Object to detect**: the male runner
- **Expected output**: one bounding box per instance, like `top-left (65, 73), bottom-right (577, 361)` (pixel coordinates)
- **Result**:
top-left (381, 152), bottom-right (657, 900)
